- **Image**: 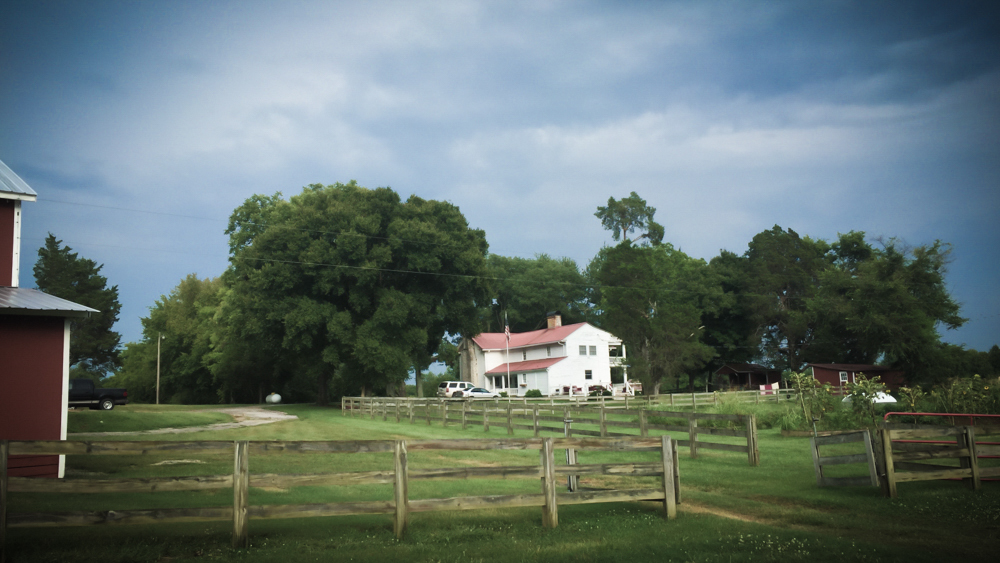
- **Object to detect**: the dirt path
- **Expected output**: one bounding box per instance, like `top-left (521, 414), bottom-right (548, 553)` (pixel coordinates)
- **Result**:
top-left (70, 406), bottom-right (298, 437)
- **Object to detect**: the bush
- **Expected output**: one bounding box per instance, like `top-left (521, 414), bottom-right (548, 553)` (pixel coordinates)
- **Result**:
top-left (524, 389), bottom-right (543, 398)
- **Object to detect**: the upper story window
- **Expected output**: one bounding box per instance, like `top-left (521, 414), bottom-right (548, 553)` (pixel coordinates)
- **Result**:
top-left (839, 371), bottom-right (849, 384)
top-left (522, 350), bottom-right (527, 361)
top-left (579, 345), bottom-right (587, 356)
top-left (589, 345), bottom-right (597, 356)
top-left (585, 370), bottom-right (593, 380)
top-left (546, 346), bottom-right (551, 357)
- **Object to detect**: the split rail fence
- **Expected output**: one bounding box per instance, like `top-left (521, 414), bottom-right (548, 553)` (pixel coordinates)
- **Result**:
top-left (810, 430), bottom-right (879, 488)
top-left (880, 424), bottom-right (1000, 497)
top-left (0, 436), bottom-right (679, 560)
top-left (343, 397), bottom-right (760, 466)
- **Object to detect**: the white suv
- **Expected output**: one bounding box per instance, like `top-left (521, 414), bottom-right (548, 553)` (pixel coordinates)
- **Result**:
top-left (437, 381), bottom-right (473, 397)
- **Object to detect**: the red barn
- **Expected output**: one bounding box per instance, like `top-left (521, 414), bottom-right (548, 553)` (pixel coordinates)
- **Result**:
top-left (1, 159), bottom-right (95, 478)
top-left (807, 363), bottom-right (906, 392)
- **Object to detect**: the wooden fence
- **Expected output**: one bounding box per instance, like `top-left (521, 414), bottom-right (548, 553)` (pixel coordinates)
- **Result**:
top-left (343, 397), bottom-right (760, 466)
top-left (344, 389), bottom-right (795, 414)
top-left (809, 430), bottom-right (879, 488)
top-left (880, 425), bottom-right (1000, 497)
top-left (0, 437), bottom-right (679, 558)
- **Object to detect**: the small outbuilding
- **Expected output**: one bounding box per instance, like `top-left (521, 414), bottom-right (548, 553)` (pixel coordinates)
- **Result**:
top-left (807, 363), bottom-right (906, 391)
top-left (713, 363), bottom-right (782, 390)
top-left (1, 159), bottom-right (96, 478)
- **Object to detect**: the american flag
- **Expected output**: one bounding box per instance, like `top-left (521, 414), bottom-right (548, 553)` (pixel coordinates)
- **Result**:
top-left (505, 323), bottom-right (510, 342)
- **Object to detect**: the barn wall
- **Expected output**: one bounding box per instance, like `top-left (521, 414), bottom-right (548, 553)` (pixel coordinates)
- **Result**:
top-left (0, 314), bottom-right (66, 478)
top-left (0, 199), bottom-right (15, 285)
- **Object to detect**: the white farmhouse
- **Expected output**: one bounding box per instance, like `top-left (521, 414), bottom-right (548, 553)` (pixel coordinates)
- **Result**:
top-left (458, 313), bottom-right (630, 397)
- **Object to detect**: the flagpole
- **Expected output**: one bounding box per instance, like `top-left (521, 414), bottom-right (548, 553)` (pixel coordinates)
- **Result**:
top-left (505, 312), bottom-right (511, 393)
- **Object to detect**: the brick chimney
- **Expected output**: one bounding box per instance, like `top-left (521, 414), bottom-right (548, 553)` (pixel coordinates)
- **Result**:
top-left (546, 311), bottom-right (562, 329)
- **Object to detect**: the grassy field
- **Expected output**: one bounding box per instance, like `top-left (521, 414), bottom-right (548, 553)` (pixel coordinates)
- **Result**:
top-left (5, 404), bottom-right (999, 562)
top-left (67, 404), bottom-right (235, 433)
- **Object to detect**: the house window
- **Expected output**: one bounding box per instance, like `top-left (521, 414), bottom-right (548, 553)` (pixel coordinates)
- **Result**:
top-left (585, 370), bottom-right (593, 380)
top-left (493, 375), bottom-right (505, 388)
top-left (579, 345), bottom-right (587, 356)
top-left (839, 371), bottom-right (848, 384)
top-left (546, 346), bottom-right (551, 357)
top-left (522, 350), bottom-right (527, 361)
top-left (589, 345), bottom-right (597, 356)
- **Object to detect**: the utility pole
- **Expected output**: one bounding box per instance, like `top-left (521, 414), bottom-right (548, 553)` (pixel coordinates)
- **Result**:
top-left (156, 333), bottom-right (164, 405)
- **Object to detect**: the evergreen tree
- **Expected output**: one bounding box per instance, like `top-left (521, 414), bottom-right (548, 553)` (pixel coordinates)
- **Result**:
top-left (33, 233), bottom-right (122, 378)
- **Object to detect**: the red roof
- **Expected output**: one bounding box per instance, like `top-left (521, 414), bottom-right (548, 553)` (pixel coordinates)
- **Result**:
top-left (473, 322), bottom-right (587, 350)
top-left (486, 357), bottom-right (566, 374)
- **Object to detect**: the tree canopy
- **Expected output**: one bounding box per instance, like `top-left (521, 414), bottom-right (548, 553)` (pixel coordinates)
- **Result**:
top-left (34, 233), bottom-right (122, 379)
top-left (594, 192), bottom-right (664, 245)
top-left (222, 182), bottom-right (490, 403)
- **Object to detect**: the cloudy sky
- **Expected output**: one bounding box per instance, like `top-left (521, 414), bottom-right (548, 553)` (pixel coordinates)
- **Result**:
top-left (2, 0), bottom-right (998, 352)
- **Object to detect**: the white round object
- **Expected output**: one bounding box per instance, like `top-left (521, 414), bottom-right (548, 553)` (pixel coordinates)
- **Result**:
top-left (265, 393), bottom-right (282, 404)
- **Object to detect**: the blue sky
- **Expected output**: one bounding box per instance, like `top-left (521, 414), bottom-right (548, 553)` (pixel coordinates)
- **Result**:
top-left (2, 0), bottom-right (998, 352)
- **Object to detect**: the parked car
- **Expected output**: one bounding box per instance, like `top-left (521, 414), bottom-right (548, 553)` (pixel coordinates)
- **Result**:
top-left (437, 381), bottom-right (473, 398)
top-left (68, 378), bottom-right (128, 410)
top-left (453, 387), bottom-right (500, 398)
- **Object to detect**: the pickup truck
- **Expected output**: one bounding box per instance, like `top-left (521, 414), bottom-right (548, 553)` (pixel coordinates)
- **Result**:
top-left (68, 378), bottom-right (128, 410)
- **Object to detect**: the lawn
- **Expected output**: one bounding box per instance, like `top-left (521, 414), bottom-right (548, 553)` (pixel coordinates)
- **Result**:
top-left (66, 404), bottom-right (235, 433)
top-left (5, 403), bottom-right (999, 562)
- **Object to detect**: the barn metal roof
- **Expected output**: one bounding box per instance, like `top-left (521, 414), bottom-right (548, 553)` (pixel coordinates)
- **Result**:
top-left (0, 158), bottom-right (38, 201)
top-left (0, 287), bottom-right (97, 317)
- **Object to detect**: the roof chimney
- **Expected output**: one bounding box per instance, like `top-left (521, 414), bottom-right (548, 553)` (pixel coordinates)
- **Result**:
top-left (546, 311), bottom-right (562, 329)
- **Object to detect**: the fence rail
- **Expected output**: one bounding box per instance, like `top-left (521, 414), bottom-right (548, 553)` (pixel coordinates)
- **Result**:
top-left (880, 425), bottom-right (1000, 497)
top-left (343, 397), bottom-right (760, 466)
top-left (0, 437), bottom-right (679, 558)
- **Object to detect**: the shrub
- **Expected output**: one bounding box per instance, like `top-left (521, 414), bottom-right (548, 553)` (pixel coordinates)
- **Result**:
top-left (524, 389), bottom-right (543, 398)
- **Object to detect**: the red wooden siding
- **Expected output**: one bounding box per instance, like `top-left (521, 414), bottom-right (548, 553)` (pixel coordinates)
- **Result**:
top-left (0, 314), bottom-right (65, 477)
top-left (0, 199), bottom-right (14, 285)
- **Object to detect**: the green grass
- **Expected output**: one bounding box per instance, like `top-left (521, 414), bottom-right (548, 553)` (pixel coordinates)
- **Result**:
top-left (67, 404), bottom-right (235, 433)
top-left (6, 404), bottom-right (999, 562)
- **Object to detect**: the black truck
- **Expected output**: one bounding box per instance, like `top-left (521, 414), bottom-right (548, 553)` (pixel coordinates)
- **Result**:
top-left (68, 379), bottom-right (128, 410)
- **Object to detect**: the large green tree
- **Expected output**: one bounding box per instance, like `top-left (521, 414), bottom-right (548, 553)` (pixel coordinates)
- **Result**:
top-left (114, 275), bottom-right (225, 403)
top-left (739, 226), bottom-right (832, 371)
top-left (485, 254), bottom-right (588, 333)
top-left (223, 182), bottom-right (489, 403)
top-left (593, 241), bottom-right (718, 395)
top-left (34, 234), bottom-right (122, 379)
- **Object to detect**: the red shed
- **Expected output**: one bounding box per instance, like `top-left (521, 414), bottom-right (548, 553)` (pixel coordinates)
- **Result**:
top-left (1, 159), bottom-right (96, 478)
top-left (807, 363), bottom-right (906, 391)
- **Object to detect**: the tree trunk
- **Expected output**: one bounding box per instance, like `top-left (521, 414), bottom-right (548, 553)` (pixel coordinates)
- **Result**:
top-left (415, 367), bottom-right (423, 398)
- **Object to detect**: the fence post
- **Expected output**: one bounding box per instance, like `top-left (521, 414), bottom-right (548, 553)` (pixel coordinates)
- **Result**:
top-left (660, 436), bottom-right (677, 519)
top-left (691, 392), bottom-right (696, 411)
top-left (533, 406), bottom-right (540, 437)
top-left (506, 403), bottom-right (513, 435)
top-left (599, 403), bottom-right (607, 437)
top-left (962, 427), bottom-right (982, 491)
top-left (341, 396), bottom-right (345, 415)
top-left (688, 415), bottom-right (698, 459)
top-left (746, 414), bottom-right (759, 466)
top-left (672, 438), bottom-right (681, 504)
top-left (409, 401), bottom-right (415, 424)
top-left (540, 438), bottom-right (558, 528)
top-left (462, 401), bottom-right (468, 430)
top-left (563, 408), bottom-right (572, 438)
top-left (880, 428), bottom-right (898, 498)
top-left (639, 409), bottom-right (648, 437)
top-left (426, 400), bottom-right (432, 426)
top-left (1, 440), bottom-right (8, 563)
top-left (382, 399), bottom-right (388, 422)
top-left (442, 401), bottom-right (448, 427)
top-left (232, 440), bottom-right (249, 549)
top-left (484, 403), bottom-right (490, 433)
top-left (393, 440), bottom-right (409, 539)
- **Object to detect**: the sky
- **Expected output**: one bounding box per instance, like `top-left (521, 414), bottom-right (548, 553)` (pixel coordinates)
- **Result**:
top-left (2, 0), bottom-right (998, 354)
